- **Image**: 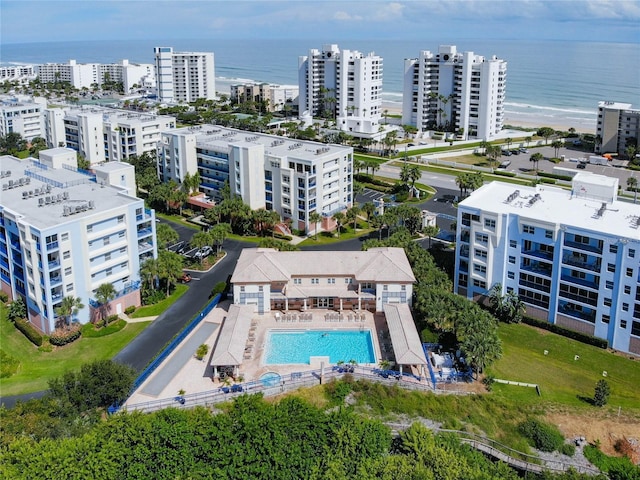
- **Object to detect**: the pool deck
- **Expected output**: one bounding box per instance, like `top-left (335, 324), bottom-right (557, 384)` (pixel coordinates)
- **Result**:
top-left (125, 301), bottom-right (390, 406)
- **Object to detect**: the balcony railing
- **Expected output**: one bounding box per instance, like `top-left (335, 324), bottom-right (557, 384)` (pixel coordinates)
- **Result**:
top-left (557, 303), bottom-right (596, 323)
top-left (50, 275), bottom-right (62, 287)
top-left (520, 263), bottom-right (552, 277)
top-left (89, 280), bottom-right (141, 308)
top-left (560, 274), bottom-right (599, 290)
top-left (564, 240), bottom-right (602, 255)
top-left (522, 249), bottom-right (553, 261)
top-left (137, 228), bottom-right (153, 238)
top-left (48, 259), bottom-right (60, 269)
top-left (562, 255), bottom-right (601, 272)
top-left (46, 241), bottom-right (59, 251)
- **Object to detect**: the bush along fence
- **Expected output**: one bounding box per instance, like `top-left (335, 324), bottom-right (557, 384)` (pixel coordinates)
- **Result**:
top-left (108, 293), bottom-right (222, 414)
top-left (522, 316), bottom-right (608, 349)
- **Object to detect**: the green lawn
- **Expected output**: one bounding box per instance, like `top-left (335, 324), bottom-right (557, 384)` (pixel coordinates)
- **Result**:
top-left (0, 304), bottom-right (150, 396)
top-left (130, 284), bottom-right (188, 318)
top-left (297, 223), bottom-right (374, 247)
top-left (487, 323), bottom-right (640, 412)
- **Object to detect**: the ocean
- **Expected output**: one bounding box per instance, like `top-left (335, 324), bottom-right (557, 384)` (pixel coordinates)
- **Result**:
top-left (2, 38), bottom-right (639, 130)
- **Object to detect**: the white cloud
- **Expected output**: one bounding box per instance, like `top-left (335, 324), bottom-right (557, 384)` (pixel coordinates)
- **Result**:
top-left (334, 11), bottom-right (363, 21)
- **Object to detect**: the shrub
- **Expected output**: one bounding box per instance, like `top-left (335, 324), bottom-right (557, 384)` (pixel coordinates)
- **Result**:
top-left (106, 314), bottom-right (119, 324)
top-left (273, 232), bottom-right (293, 241)
top-left (538, 177), bottom-right (556, 184)
top-left (584, 444), bottom-right (640, 478)
top-left (211, 281), bottom-right (227, 298)
top-left (538, 171), bottom-right (573, 181)
top-left (549, 157), bottom-right (562, 164)
top-left (14, 318), bottom-right (43, 346)
top-left (0, 291), bottom-right (8, 303)
top-left (593, 379), bottom-right (610, 407)
top-left (559, 443), bottom-right (576, 457)
top-left (0, 350), bottom-right (20, 378)
top-left (522, 316), bottom-right (608, 349)
top-left (325, 379), bottom-right (353, 404)
top-left (142, 288), bottom-right (166, 305)
top-left (519, 418), bottom-right (565, 452)
top-left (38, 342), bottom-right (54, 352)
top-left (7, 297), bottom-right (27, 322)
top-left (124, 305), bottom-right (136, 315)
top-left (49, 327), bottom-right (82, 346)
top-left (195, 343), bottom-right (209, 360)
top-left (482, 375), bottom-right (495, 392)
top-left (81, 319), bottom-right (126, 338)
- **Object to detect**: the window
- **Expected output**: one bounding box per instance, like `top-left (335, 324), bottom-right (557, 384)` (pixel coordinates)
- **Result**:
top-left (327, 278), bottom-right (335, 284)
top-left (293, 278), bottom-right (301, 285)
top-left (545, 230), bottom-right (553, 239)
top-left (602, 315), bottom-right (610, 324)
top-left (475, 233), bottom-right (488, 243)
top-left (473, 264), bottom-right (487, 274)
top-left (401, 285), bottom-right (406, 291)
top-left (64, 267), bottom-right (71, 275)
top-left (472, 279), bottom-right (486, 289)
top-left (119, 231), bottom-right (125, 238)
top-left (629, 249), bottom-right (636, 258)
top-left (106, 268), bottom-right (112, 276)
top-left (571, 270), bottom-right (586, 279)
top-left (61, 232), bottom-right (69, 241)
top-left (507, 271), bottom-right (515, 279)
top-left (311, 278), bottom-right (319, 284)
top-left (484, 219), bottom-right (495, 229)
top-left (66, 283), bottom-right (73, 292)
top-left (104, 237), bottom-right (110, 246)
top-left (624, 285), bottom-right (631, 295)
top-left (609, 245), bottom-right (618, 254)
top-left (626, 268), bottom-right (633, 277)
top-left (344, 278), bottom-right (352, 284)
top-left (383, 285), bottom-right (388, 290)
top-left (574, 235), bottom-right (589, 245)
top-left (510, 240), bottom-right (517, 248)
top-left (620, 320), bottom-right (627, 329)
top-left (605, 280), bottom-right (614, 289)
top-left (87, 225), bottom-right (93, 233)
top-left (105, 253), bottom-right (111, 261)
top-left (523, 225), bottom-right (535, 234)
top-left (63, 250), bottom-right (70, 259)
top-left (607, 263), bottom-right (615, 273)
top-left (508, 256), bottom-right (516, 264)
top-left (258, 286), bottom-right (263, 292)
top-left (474, 249), bottom-right (487, 259)
top-left (632, 321), bottom-right (640, 337)
top-left (603, 298), bottom-right (612, 307)
top-left (117, 215), bottom-right (124, 223)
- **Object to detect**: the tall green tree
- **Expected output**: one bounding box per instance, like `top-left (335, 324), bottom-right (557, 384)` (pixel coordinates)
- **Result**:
top-left (332, 211), bottom-right (346, 238)
top-left (627, 176), bottom-right (638, 204)
top-left (94, 283), bottom-right (117, 322)
top-left (537, 127), bottom-right (555, 145)
top-left (140, 257), bottom-right (161, 291)
top-left (54, 296), bottom-right (84, 329)
top-left (346, 206), bottom-right (360, 232)
top-left (157, 250), bottom-right (184, 296)
top-left (309, 211), bottom-right (322, 240)
top-left (530, 152), bottom-right (543, 172)
top-left (155, 223), bottom-right (179, 249)
top-left (551, 139), bottom-right (563, 158)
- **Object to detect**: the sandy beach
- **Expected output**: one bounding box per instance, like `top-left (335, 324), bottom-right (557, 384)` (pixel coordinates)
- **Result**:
top-left (380, 101), bottom-right (595, 134)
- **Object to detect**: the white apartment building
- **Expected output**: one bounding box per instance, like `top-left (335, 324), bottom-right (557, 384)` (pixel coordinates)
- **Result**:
top-left (596, 101), bottom-right (640, 156)
top-left (35, 59), bottom-right (155, 91)
top-left (402, 45), bottom-right (507, 139)
top-left (230, 83), bottom-right (299, 113)
top-left (454, 174), bottom-right (640, 355)
top-left (0, 95), bottom-right (46, 141)
top-left (0, 64), bottom-right (37, 84)
top-left (36, 60), bottom-right (98, 89)
top-left (44, 106), bottom-right (176, 164)
top-left (158, 125), bottom-right (353, 231)
top-left (298, 44), bottom-right (383, 135)
top-left (0, 149), bottom-right (157, 333)
top-left (154, 47), bottom-right (215, 103)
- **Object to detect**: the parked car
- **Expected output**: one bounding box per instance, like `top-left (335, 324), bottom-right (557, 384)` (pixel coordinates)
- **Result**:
top-left (519, 147), bottom-right (529, 153)
top-left (502, 150), bottom-right (512, 156)
top-left (194, 246), bottom-right (213, 259)
top-left (180, 273), bottom-right (192, 283)
top-left (510, 149), bottom-right (520, 155)
top-left (577, 162), bottom-right (587, 169)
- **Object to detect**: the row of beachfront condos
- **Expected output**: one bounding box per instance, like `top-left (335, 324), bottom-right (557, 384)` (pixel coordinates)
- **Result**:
top-left (3, 43), bottom-right (508, 139)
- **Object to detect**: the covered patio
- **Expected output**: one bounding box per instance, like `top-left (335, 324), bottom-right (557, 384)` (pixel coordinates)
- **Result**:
top-left (382, 303), bottom-right (428, 378)
top-left (274, 284), bottom-right (376, 312)
top-left (209, 304), bottom-right (255, 380)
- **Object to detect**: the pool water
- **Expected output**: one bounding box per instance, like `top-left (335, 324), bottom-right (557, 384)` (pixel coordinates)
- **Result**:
top-left (260, 372), bottom-right (282, 387)
top-left (264, 330), bottom-right (376, 365)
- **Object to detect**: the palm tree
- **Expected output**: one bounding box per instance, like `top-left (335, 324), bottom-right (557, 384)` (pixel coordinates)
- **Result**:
top-left (485, 145), bottom-right (502, 170)
top-left (157, 250), bottom-right (184, 297)
top-left (525, 136), bottom-right (532, 148)
top-left (209, 223), bottom-right (231, 254)
top-left (332, 211), bottom-right (346, 238)
top-left (551, 140), bottom-right (563, 158)
top-left (423, 225), bottom-right (440, 249)
top-left (627, 176), bottom-right (638, 204)
top-left (407, 164), bottom-right (421, 196)
top-left (55, 295), bottom-right (84, 329)
top-left (505, 137), bottom-right (513, 150)
top-left (346, 206), bottom-right (360, 232)
top-left (191, 231), bottom-right (211, 265)
top-left (530, 152), bottom-right (543, 172)
top-left (361, 202), bottom-right (375, 222)
top-left (309, 211), bottom-right (322, 240)
top-left (140, 257), bottom-right (161, 291)
top-left (94, 283), bottom-right (117, 322)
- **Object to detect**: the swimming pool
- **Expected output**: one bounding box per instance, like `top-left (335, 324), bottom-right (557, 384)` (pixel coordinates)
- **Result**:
top-left (264, 330), bottom-right (376, 365)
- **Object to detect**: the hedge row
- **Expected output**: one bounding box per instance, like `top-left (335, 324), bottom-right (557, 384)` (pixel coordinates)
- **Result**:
top-left (522, 316), bottom-right (608, 349)
top-left (519, 418), bottom-right (565, 452)
top-left (355, 173), bottom-right (394, 188)
top-left (81, 319), bottom-right (126, 338)
top-left (492, 170), bottom-right (517, 178)
top-left (49, 327), bottom-right (82, 346)
top-left (15, 318), bottom-right (43, 346)
top-left (538, 177), bottom-right (556, 184)
top-left (538, 171), bottom-right (573, 181)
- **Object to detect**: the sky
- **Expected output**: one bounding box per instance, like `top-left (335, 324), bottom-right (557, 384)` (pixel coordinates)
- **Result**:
top-left (2, 0), bottom-right (639, 44)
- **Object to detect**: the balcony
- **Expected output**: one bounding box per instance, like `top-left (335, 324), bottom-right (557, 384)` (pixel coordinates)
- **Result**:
top-left (138, 241), bottom-right (154, 254)
top-left (49, 275), bottom-right (62, 287)
top-left (521, 261), bottom-right (552, 277)
top-left (557, 302), bottom-right (596, 323)
top-left (522, 249), bottom-right (553, 261)
top-left (48, 259), bottom-right (61, 270)
top-left (562, 254), bottom-right (601, 272)
top-left (137, 227), bottom-right (153, 238)
top-left (46, 241), bottom-right (59, 251)
top-left (564, 239), bottom-right (603, 255)
top-left (560, 274), bottom-right (599, 290)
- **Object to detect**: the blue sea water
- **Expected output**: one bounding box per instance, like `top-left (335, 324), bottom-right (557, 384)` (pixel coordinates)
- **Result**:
top-left (2, 38), bottom-right (639, 129)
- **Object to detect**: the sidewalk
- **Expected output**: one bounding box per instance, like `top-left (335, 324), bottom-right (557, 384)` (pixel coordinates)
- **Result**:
top-left (119, 312), bottom-right (158, 324)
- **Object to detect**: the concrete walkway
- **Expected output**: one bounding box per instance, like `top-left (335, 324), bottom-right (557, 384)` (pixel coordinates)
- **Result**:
top-left (118, 312), bottom-right (158, 324)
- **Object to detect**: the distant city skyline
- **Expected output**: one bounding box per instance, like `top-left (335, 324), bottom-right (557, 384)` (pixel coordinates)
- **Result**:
top-left (2, 0), bottom-right (639, 45)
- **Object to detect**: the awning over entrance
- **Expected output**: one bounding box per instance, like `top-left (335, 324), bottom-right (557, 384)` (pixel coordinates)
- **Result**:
top-left (383, 303), bottom-right (427, 367)
top-left (210, 304), bottom-right (254, 367)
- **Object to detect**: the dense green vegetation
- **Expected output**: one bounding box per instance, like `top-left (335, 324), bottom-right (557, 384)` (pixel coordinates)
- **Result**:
top-left (0, 393), bottom-right (607, 480)
top-left (130, 284), bottom-right (188, 318)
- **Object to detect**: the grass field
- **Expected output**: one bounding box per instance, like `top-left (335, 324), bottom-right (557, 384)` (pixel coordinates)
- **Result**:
top-left (130, 284), bottom-right (188, 318)
top-left (487, 322), bottom-right (640, 412)
top-left (0, 304), bottom-right (150, 396)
